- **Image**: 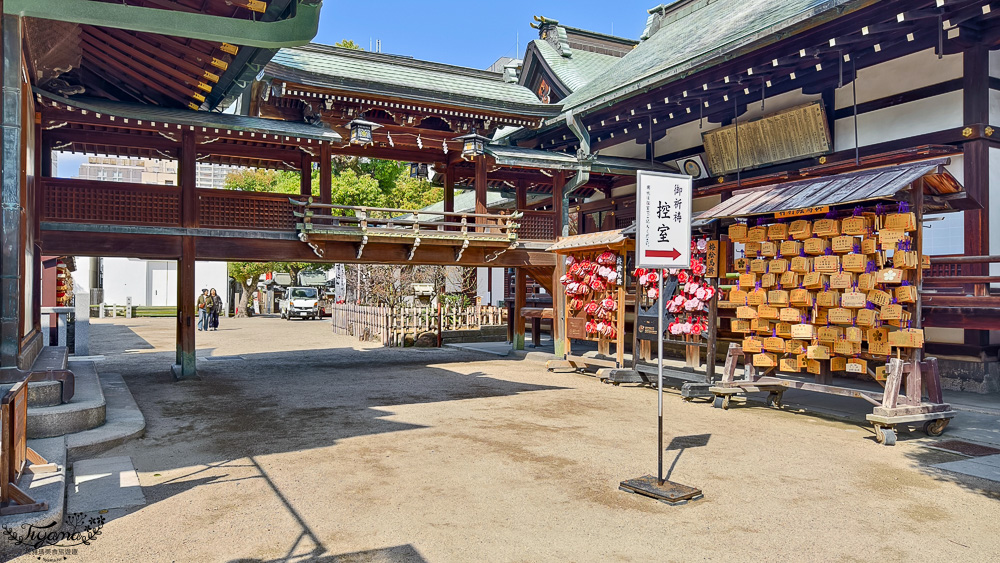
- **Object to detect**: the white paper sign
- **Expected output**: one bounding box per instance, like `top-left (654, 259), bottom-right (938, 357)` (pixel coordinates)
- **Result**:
top-left (636, 171), bottom-right (693, 268)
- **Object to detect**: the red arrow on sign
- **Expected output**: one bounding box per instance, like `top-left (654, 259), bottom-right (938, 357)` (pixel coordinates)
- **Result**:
top-left (646, 248), bottom-right (681, 260)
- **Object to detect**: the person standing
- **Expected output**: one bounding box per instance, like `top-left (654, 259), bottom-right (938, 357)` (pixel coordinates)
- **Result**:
top-left (197, 288), bottom-right (209, 331)
top-left (209, 288), bottom-right (222, 330)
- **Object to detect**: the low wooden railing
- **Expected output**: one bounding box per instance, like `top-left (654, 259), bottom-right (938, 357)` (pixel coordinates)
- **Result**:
top-left (331, 302), bottom-right (508, 347)
top-left (520, 210), bottom-right (556, 241)
top-left (925, 254), bottom-right (1000, 296)
top-left (41, 178), bottom-right (180, 226)
top-left (290, 199), bottom-right (521, 241)
top-left (40, 178), bottom-right (297, 231)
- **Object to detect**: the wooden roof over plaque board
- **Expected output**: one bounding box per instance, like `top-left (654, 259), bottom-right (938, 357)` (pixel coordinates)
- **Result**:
top-left (696, 158), bottom-right (965, 220)
top-left (546, 229), bottom-right (632, 253)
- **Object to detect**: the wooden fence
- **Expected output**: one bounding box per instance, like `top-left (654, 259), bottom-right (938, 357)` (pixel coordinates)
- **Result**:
top-left (331, 303), bottom-right (507, 347)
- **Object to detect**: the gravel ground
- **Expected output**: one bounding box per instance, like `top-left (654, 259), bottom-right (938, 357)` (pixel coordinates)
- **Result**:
top-left (17, 316), bottom-right (1000, 562)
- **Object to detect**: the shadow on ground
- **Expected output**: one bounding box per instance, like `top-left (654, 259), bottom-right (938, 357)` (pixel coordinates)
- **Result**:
top-left (88, 322), bottom-right (156, 355)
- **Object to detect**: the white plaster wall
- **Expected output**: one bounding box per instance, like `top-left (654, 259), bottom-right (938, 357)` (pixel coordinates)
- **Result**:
top-left (836, 49), bottom-right (962, 109)
top-left (832, 91), bottom-right (963, 152)
top-left (72, 257), bottom-right (95, 293)
top-left (100, 258), bottom-right (148, 306)
top-left (475, 267), bottom-right (506, 306)
top-left (597, 140), bottom-right (645, 159)
top-left (991, 50), bottom-right (1000, 124)
top-left (99, 258), bottom-right (228, 308)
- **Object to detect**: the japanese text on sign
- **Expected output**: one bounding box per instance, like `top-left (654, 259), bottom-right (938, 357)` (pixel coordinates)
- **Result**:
top-left (636, 171), bottom-right (693, 268)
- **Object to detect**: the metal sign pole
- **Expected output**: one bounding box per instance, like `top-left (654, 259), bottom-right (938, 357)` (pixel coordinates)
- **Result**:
top-left (657, 273), bottom-right (664, 485)
top-left (619, 170), bottom-right (703, 505)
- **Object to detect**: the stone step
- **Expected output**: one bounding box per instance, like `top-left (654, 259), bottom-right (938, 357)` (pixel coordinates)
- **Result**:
top-left (0, 437), bottom-right (67, 558)
top-left (0, 380), bottom-right (63, 408)
top-left (31, 346), bottom-right (69, 371)
top-left (27, 362), bottom-right (105, 439)
top-left (66, 373), bottom-right (146, 462)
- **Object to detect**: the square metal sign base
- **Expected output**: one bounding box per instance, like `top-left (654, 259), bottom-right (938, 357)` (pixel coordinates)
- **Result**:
top-left (619, 475), bottom-right (703, 505)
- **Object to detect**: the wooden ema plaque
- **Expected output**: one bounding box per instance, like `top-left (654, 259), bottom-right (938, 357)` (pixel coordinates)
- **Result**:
top-left (769, 258), bottom-right (788, 273)
top-left (789, 220), bottom-right (812, 240)
top-left (790, 288), bottom-right (813, 307)
top-left (764, 337), bottom-right (785, 353)
top-left (831, 235), bottom-right (856, 253)
top-left (729, 224), bottom-right (748, 242)
top-left (750, 259), bottom-right (767, 273)
top-left (752, 319), bottom-right (772, 334)
top-left (814, 255), bottom-right (839, 273)
top-left (780, 240), bottom-right (802, 257)
top-left (857, 273), bottom-right (876, 292)
top-left (802, 272), bottom-right (824, 289)
top-left (888, 328), bottom-right (925, 348)
top-left (767, 224), bottom-right (789, 241)
top-left (881, 303), bottom-right (903, 320)
top-left (779, 358), bottom-right (800, 373)
top-left (834, 339), bottom-right (861, 355)
top-left (867, 289), bottom-right (892, 307)
top-left (885, 212), bottom-right (916, 231)
top-left (812, 218), bottom-right (839, 237)
top-left (807, 359), bottom-right (822, 375)
top-left (780, 340), bottom-right (802, 355)
top-left (875, 268), bottom-right (904, 284)
top-left (791, 323), bottom-right (816, 339)
top-left (768, 290), bottom-right (789, 306)
top-left (739, 273), bottom-right (757, 288)
top-left (895, 285), bottom-right (917, 303)
top-left (780, 271), bottom-right (800, 286)
top-left (861, 238), bottom-right (877, 255)
top-left (737, 306), bottom-right (759, 319)
top-left (804, 238), bottom-right (830, 255)
top-left (841, 216), bottom-right (868, 236)
top-left (817, 290), bottom-right (839, 308)
top-left (760, 242), bottom-right (778, 257)
top-left (829, 272), bottom-right (853, 289)
top-left (856, 308), bottom-right (878, 326)
top-left (896, 251), bottom-right (918, 269)
top-left (776, 322), bottom-right (793, 338)
top-left (830, 356), bottom-right (847, 371)
top-left (842, 253), bottom-right (867, 272)
top-left (807, 345), bottom-right (830, 360)
top-left (743, 337), bottom-right (763, 353)
top-left (734, 258), bottom-right (750, 271)
top-left (731, 319), bottom-right (751, 332)
top-left (747, 226), bottom-right (768, 242)
top-left (790, 256), bottom-right (812, 273)
top-left (878, 229), bottom-right (905, 248)
top-left (747, 289), bottom-right (767, 306)
top-left (758, 304), bottom-right (779, 320)
top-left (753, 353), bottom-right (778, 368)
top-left (744, 243), bottom-right (761, 256)
top-left (779, 307), bottom-right (801, 322)
top-left (817, 326), bottom-right (842, 342)
top-left (847, 358), bottom-right (867, 374)
top-left (846, 326), bottom-right (864, 343)
top-left (760, 273), bottom-right (776, 288)
top-left (828, 307), bottom-right (854, 325)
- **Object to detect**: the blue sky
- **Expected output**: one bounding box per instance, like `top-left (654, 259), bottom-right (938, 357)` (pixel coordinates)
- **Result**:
top-left (312, 1), bottom-right (652, 68)
top-left (55, 1), bottom-right (652, 177)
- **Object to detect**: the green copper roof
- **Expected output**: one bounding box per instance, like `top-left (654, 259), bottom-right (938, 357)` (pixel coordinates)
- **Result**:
top-left (36, 88), bottom-right (342, 143)
top-left (557, 0), bottom-right (857, 116)
top-left (267, 44), bottom-right (563, 118)
top-left (530, 40), bottom-right (621, 93)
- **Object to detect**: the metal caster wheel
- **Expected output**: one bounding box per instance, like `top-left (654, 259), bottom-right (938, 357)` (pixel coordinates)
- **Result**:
top-left (766, 392), bottom-right (782, 408)
top-left (713, 395), bottom-right (725, 409)
top-left (874, 424), bottom-right (896, 446)
top-left (923, 418), bottom-right (949, 437)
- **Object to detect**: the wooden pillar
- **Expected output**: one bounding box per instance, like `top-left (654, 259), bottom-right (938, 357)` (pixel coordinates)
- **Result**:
top-left (513, 268), bottom-right (526, 350)
top-left (444, 165), bottom-right (455, 213)
top-left (319, 142), bottom-right (332, 207)
top-left (300, 152), bottom-right (313, 197)
top-left (173, 130), bottom-right (198, 379)
top-left (474, 155), bottom-right (488, 231)
top-left (552, 172), bottom-right (565, 239)
top-left (963, 45), bottom-right (990, 346)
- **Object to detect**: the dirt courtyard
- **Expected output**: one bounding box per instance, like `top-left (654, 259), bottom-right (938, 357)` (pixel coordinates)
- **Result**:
top-left (24, 316), bottom-right (1000, 562)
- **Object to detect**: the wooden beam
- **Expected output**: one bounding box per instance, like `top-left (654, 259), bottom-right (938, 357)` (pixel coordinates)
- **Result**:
top-left (963, 45), bottom-right (990, 350)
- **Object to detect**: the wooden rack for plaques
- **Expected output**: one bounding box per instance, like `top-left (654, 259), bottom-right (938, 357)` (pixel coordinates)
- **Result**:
top-left (706, 178), bottom-right (955, 445)
top-left (545, 232), bottom-right (634, 375)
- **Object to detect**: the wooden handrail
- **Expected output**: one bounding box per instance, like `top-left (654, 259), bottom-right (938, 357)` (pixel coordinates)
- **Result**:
top-left (929, 254), bottom-right (1000, 264)
top-left (289, 198), bottom-right (521, 222)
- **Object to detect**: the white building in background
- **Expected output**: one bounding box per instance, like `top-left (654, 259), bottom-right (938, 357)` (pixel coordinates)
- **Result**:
top-left (74, 257), bottom-right (229, 309)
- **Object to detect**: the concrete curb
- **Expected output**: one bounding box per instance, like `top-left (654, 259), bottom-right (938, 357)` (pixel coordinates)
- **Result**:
top-left (67, 373), bottom-right (146, 463)
top-left (27, 363), bottom-right (106, 439)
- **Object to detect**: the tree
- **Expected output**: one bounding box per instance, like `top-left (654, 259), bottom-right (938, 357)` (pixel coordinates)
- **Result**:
top-left (228, 261), bottom-right (272, 317)
top-left (335, 39), bottom-right (362, 50)
top-left (223, 168), bottom-right (312, 196)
